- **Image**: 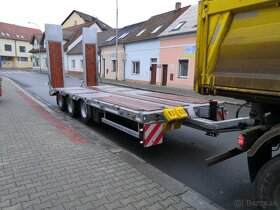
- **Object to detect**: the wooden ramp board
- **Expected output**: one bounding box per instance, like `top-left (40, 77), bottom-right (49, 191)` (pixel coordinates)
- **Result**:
top-left (116, 92), bottom-right (188, 107)
top-left (140, 92), bottom-right (209, 104)
top-left (88, 86), bottom-right (134, 92)
top-left (49, 42), bottom-right (64, 88)
top-left (87, 86), bottom-right (189, 107)
top-left (94, 95), bottom-right (165, 111)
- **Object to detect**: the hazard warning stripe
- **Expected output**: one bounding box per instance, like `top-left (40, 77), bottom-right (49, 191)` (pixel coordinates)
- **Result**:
top-left (217, 111), bottom-right (224, 121)
top-left (144, 122), bottom-right (163, 147)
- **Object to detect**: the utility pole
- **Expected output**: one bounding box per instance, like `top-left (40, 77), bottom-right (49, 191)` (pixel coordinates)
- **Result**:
top-left (115, 0), bottom-right (119, 80)
top-left (28, 22), bottom-right (41, 73)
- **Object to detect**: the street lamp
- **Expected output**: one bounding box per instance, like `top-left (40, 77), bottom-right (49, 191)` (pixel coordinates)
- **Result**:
top-left (28, 22), bottom-right (41, 73)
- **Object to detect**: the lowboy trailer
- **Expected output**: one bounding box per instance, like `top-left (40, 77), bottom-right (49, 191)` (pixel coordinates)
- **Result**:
top-left (45, 24), bottom-right (251, 148)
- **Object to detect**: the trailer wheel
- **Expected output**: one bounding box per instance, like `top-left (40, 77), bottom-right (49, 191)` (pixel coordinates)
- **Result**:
top-left (255, 155), bottom-right (280, 209)
top-left (66, 97), bottom-right (78, 118)
top-left (56, 94), bottom-right (66, 111)
top-left (80, 100), bottom-right (91, 124)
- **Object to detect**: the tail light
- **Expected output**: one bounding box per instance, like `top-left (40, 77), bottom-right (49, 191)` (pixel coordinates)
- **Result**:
top-left (238, 134), bottom-right (246, 147)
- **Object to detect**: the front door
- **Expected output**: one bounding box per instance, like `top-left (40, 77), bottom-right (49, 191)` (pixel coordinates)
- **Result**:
top-left (162, 65), bottom-right (168, 86)
top-left (150, 64), bottom-right (157, 85)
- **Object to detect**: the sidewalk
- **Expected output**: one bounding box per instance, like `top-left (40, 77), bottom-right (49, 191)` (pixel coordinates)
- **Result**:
top-left (0, 78), bottom-right (221, 209)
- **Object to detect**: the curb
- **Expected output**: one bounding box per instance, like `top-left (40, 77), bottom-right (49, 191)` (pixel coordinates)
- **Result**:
top-left (6, 77), bottom-right (224, 210)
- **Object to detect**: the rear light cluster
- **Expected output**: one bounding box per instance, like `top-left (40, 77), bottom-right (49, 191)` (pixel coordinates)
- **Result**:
top-left (238, 134), bottom-right (246, 147)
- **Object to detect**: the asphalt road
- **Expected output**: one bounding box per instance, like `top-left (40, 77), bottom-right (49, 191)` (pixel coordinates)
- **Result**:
top-left (0, 70), bottom-right (256, 210)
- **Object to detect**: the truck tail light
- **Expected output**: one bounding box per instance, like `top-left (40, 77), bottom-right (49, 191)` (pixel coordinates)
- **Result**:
top-left (238, 134), bottom-right (246, 147)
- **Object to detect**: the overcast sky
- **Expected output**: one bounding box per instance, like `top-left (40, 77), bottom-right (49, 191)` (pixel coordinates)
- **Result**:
top-left (0, 0), bottom-right (198, 31)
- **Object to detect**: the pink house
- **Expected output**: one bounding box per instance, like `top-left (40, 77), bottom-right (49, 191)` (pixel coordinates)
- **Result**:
top-left (158, 5), bottom-right (197, 89)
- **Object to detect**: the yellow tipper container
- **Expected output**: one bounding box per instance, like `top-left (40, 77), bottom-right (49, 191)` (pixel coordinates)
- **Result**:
top-left (194, 0), bottom-right (280, 102)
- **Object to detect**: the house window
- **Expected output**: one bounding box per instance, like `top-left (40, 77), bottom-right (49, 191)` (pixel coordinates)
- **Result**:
top-left (151, 58), bottom-right (157, 63)
top-left (132, 61), bottom-right (140, 74)
top-left (5, 44), bottom-right (12, 51)
top-left (151, 25), bottom-right (163, 34)
top-left (2, 56), bottom-right (13, 61)
top-left (35, 58), bottom-right (39, 66)
top-left (106, 36), bottom-right (116, 42)
top-left (72, 60), bottom-right (76, 68)
top-left (112, 60), bottom-right (116, 72)
top-left (19, 46), bottom-right (26, 53)
top-left (118, 32), bottom-right (130, 39)
top-left (45, 58), bottom-right (48, 67)
top-left (178, 59), bottom-right (189, 78)
top-left (18, 57), bottom-right (28, 62)
top-left (80, 59), bottom-right (83, 68)
top-left (172, 21), bottom-right (186, 31)
top-left (136, 29), bottom-right (146, 36)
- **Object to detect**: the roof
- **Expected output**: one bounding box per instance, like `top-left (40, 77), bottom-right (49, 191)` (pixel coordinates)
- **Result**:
top-left (0, 22), bottom-right (42, 42)
top-left (63, 22), bottom-right (94, 50)
top-left (62, 10), bottom-right (92, 25)
top-left (28, 46), bottom-right (46, 53)
top-left (158, 5), bottom-right (198, 38)
top-left (100, 22), bottom-right (144, 47)
top-left (67, 29), bottom-right (115, 55)
top-left (123, 6), bottom-right (189, 44)
top-left (63, 19), bottom-right (112, 51)
top-left (61, 10), bottom-right (112, 31)
top-left (30, 34), bottom-right (43, 44)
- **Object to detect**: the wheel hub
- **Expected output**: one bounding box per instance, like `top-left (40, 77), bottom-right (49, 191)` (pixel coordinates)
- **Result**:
top-left (58, 95), bottom-right (63, 107)
top-left (68, 100), bottom-right (73, 113)
top-left (81, 103), bottom-right (87, 118)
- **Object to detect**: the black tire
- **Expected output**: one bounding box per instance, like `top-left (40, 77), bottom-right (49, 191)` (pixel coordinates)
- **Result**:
top-left (66, 97), bottom-right (78, 118)
top-left (79, 100), bottom-right (91, 124)
top-left (56, 94), bottom-right (66, 111)
top-left (255, 155), bottom-right (280, 210)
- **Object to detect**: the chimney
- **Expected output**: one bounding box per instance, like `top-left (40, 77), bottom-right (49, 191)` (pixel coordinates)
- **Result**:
top-left (175, 2), bottom-right (181, 10)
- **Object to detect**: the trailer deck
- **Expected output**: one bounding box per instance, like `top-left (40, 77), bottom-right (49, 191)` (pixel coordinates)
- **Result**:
top-left (55, 85), bottom-right (209, 123)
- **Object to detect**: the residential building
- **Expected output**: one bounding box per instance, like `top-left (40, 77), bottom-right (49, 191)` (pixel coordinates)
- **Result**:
top-left (0, 22), bottom-right (41, 69)
top-left (29, 29), bottom-right (74, 72)
top-left (29, 34), bottom-right (47, 71)
top-left (158, 5), bottom-right (198, 88)
top-left (123, 3), bottom-right (189, 85)
top-left (99, 22), bottom-right (144, 81)
top-left (62, 10), bottom-right (112, 74)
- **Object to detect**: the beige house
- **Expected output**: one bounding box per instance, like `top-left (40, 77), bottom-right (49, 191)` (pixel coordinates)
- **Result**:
top-left (0, 22), bottom-right (41, 69)
top-left (100, 45), bottom-right (125, 80)
top-left (62, 10), bottom-right (95, 28)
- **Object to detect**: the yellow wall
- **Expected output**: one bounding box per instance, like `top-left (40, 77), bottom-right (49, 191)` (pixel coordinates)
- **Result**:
top-left (0, 38), bottom-right (33, 68)
top-left (0, 38), bottom-right (16, 56)
top-left (101, 45), bottom-right (125, 81)
top-left (62, 12), bottom-right (85, 28)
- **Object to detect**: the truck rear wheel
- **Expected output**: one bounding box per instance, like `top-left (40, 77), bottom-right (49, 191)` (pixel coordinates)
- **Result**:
top-left (66, 97), bottom-right (78, 118)
top-left (255, 155), bottom-right (280, 209)
top-left (56, 94), bottom-right (66, 111)
top-left (80, 100), bottom-right (91, 124)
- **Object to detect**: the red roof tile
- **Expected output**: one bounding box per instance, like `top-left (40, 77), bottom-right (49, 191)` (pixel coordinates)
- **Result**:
top-left (0, 22), bottom-right (42, 41)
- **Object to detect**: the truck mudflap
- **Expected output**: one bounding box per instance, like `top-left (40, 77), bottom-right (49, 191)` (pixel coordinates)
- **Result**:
top-left (143, 122), bottom-right (164, 148)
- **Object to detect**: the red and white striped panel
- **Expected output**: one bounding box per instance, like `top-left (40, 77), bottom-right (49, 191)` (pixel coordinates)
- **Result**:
top-left (144, 122), bottom-right (163, 148)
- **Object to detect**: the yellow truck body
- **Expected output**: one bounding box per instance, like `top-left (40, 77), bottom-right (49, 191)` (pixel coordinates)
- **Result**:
top-left (195, 0), bottom-right (280, 102)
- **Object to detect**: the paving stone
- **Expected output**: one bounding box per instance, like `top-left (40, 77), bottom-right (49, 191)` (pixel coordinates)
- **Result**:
top-left (11, 194), bottom-right (30, 206)
top-left (2, 203), bottom-right (22, 210)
